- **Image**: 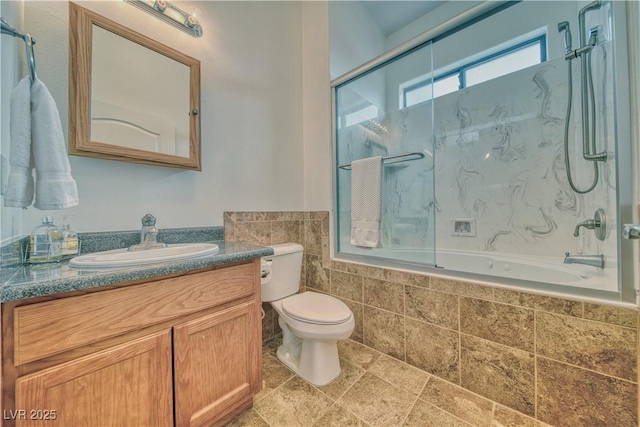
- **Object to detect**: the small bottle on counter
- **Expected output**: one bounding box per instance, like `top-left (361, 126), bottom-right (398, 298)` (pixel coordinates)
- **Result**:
top-left (61, 222), bottom-right (79, 256)
top-left (29, 216), bottom-right (63, 264)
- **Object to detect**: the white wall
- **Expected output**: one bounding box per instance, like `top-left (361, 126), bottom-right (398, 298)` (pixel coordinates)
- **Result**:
top-left (3, 0), bottom-right (304, 234)
top-left (328, 1), bottom-right (384, 80)
top-left (302, 1), bottom-right (332, 212)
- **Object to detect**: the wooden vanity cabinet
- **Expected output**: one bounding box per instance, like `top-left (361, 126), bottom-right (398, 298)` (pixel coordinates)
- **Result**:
top-left (174, 302), bottom-right (260, 427)
top-left (15, 330), bottom-right (174, 427)
top-left (1, 260), bottom-right (263, 427)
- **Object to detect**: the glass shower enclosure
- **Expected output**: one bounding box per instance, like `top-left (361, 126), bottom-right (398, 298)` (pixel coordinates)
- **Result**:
top-left (332, 0), bottom-right (633, 302)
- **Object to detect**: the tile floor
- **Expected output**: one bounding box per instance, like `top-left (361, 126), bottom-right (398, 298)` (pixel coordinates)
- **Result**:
top-left (226, 338), bottom-right (552, 427)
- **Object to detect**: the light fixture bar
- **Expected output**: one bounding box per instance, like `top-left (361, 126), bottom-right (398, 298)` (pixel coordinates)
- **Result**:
top-left (124, 0), bottom-right (203, 38)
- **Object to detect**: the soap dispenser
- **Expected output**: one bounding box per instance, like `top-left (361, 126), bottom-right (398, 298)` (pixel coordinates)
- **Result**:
top-left (29, 216), bottom-right (63, 263)
top-left (61, 216), bottom-right (79, 256)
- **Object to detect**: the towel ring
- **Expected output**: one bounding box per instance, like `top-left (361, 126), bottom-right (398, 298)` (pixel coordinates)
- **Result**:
top-left (1, 17), bottom-right (38, 82)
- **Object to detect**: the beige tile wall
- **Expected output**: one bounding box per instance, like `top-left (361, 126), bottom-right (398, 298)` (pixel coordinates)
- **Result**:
top-left (224, 211), bottom-right (639, 427)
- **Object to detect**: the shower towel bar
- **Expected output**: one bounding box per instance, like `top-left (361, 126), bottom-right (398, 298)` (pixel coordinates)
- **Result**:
top-left (1, 17), bottom-right (38, 82)
top-left (338, 152), bottom-right (425, 170)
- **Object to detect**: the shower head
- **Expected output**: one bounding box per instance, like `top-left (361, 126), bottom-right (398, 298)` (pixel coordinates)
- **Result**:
top-left (557, 21), bottom-right (573, 53)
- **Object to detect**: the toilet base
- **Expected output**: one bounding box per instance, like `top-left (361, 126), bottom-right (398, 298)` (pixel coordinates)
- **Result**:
top-left (276, 316), bottom-right (341, 386)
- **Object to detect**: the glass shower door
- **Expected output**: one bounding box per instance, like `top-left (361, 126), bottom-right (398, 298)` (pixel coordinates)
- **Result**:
top-left (428, 0), bottom-right (620, 295)
top-left (334, 42), bottom-right (436, 266)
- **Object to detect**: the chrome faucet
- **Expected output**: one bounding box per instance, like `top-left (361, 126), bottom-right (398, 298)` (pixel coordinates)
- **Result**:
top-left (564, 252), bottom-right (604, 269)
top-left (141, 214), bottom-right (159, 244)
top-left (128, 214), bottom-right (167, 251)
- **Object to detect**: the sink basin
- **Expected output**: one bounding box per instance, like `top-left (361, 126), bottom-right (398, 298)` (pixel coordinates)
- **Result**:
top-left (69, 243), bottom-right (220, 269)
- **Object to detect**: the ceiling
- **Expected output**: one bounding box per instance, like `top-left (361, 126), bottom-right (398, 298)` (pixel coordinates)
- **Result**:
top-left (359, 1), bottom-right (448, 36)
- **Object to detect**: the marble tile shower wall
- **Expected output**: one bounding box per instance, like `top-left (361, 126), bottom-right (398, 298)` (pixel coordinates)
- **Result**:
top-left (224, 211), bottom-right (638, 427)
top-left (338, 56), bottom-right (617, 271)
top-left (431, 57), bottom-right (616, 262)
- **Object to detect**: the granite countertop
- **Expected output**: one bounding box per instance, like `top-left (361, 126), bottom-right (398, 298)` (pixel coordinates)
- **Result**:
top-left (0, 240), bottom-right (273, 303)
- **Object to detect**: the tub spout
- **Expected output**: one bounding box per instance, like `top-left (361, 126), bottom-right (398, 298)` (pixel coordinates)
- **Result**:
top-left (564, 252), bottom-right (604, 269)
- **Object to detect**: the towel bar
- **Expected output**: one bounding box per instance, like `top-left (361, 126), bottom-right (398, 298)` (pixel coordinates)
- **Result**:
top-left (338, 152), bottom-right (426, 170)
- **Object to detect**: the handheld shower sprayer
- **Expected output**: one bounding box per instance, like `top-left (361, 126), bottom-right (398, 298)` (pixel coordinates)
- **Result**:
top-left (557, 21), bottom-right (572, 54)
top-left (558, 0), bottom-right (606, 196)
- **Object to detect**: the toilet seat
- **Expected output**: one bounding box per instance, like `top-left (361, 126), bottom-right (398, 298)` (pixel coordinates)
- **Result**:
top-left (281, 292), bottom-right (352, 325)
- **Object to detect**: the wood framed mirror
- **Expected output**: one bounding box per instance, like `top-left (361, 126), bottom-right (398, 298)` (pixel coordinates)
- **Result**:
top-left (69, 3), bottom-right (201, 170)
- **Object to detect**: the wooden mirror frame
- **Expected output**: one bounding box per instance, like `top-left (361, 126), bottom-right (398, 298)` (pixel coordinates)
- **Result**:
top-left (69, 3), bottom-right (201, 170)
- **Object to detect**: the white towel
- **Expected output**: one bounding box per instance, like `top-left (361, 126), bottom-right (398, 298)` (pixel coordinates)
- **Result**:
top-left (350, 156), bottom-right (383, 248)
top-left (31, 78), bottom-right (79, 210)
top-left (4, 76), bottom-right (34, 208)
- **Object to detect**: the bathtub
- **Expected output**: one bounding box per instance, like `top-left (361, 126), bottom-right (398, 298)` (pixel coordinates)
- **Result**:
top-left (341, 246), bottom-right (615, 293)
top-left (435, 250), bottom-right (589, 283)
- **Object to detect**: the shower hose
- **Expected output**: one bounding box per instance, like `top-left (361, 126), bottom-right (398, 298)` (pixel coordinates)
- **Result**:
top-left (562, 49), bottom-right (599, 194)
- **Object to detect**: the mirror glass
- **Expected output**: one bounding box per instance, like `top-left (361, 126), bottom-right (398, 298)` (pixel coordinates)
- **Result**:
top-left (69, 3), bottom-right (201, 170)
top-left (91, 26), bottom-right (191, 157)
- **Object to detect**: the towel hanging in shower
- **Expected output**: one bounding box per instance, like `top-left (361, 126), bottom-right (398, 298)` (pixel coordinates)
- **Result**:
top-left (350, 156), bottom-right (383, 248)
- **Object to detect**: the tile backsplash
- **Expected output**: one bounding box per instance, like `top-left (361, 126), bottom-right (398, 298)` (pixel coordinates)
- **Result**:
top-left (78, 226), bottom-right (224, 254)
top-left (224, 211), bottom-right (638, 427)
top-left (0, 226), bottom-right (224, 267)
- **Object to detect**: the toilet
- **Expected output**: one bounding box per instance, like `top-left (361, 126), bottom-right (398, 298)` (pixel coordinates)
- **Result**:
top-left (261, 243), bottom-right (355, 386)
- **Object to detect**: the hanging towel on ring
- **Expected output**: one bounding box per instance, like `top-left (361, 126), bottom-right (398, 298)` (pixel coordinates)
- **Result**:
top-left (31, 77), bottom-right (79, 209)
top-left (4, 76), bottom-right (34, 208)
top-left (5, 77), bottom-right (79, 209)
top-left (350, 156), bottom-right (383, 248)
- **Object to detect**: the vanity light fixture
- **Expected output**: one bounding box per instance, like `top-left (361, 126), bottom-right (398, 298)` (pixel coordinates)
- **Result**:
top-left (124, 0), bottom-right (203, 38)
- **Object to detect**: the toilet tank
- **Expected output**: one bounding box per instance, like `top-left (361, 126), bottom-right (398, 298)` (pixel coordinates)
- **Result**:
top-left (261, 243), bottom-right (303, 302)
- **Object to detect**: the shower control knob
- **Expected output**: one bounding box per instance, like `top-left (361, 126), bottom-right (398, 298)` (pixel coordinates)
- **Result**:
top-left (574, 209), bottom-right (607, 241)
top-left (623, 224), bottom-right (640, 240)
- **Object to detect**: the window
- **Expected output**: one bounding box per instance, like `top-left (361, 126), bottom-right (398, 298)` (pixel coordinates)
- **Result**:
top-left (344, 104), bottom-right (379, 127)
top-left (402, 35), bottom-right (546, 108)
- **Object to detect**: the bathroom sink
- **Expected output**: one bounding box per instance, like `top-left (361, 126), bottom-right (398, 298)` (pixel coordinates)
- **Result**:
top-left (69, 243), bottom-right (219, 269)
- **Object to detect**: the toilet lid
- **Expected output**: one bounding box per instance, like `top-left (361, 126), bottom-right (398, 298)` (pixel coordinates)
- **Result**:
top-left (282, 292), bottom-right (352, 325)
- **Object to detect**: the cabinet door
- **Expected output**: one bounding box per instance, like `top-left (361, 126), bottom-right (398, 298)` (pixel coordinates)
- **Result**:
top-left (174, 302), bottom-right (261, 427)
top-left (15, 330), bottom-right (173, 427)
